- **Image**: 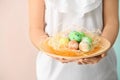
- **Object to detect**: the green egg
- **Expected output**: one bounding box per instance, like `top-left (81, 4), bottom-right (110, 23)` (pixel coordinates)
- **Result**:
top-left (79, 32), bottom-right (85, 37)
top-left (82, 36), bottom-right (92, 44)
top-left (69, 31), bottom-right (83, 42)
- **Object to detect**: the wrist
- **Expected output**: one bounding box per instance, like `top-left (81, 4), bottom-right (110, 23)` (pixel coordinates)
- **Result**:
top-left (40, 32), bottom-right (49, 37)
top-left (100, 34), bottom-right (112, 49)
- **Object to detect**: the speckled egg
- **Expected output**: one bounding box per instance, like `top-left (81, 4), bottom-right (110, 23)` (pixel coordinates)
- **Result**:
top-left (82, 36), bottom-right (92, 44)
top-left (68, 40), bottom-right (79, 50)
top-left (59, 37), bottom-right (69, 47)
top-left (79, 41), bottom-right (91, 52)
top-left (69, 31), bottom-right (85, 42)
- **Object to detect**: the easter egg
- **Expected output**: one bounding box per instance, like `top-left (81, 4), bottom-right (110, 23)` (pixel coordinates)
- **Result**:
top-left (79, 32), bottom-right (85, 37)
top-left (79, 41), bottom-right (91, 52)
top-left (68, 40), bottom-right (79, 50)
top-left (69, 31), bottom-right (84, 42)
top-left (82, 36), bottom-right (92, 44)
top-left (59, 37), bottom-right (69, 47)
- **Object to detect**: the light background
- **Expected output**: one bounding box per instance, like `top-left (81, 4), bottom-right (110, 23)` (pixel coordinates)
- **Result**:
top-left (0, 0), bottom-right (120, 80)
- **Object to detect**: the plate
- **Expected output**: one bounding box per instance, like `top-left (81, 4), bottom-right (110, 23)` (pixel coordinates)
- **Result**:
top-left (39, 32), bottom-right (111, 59)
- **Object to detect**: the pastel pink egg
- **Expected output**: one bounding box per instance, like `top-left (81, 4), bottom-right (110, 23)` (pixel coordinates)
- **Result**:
top-left (68, 40), bottom-right (79, 50)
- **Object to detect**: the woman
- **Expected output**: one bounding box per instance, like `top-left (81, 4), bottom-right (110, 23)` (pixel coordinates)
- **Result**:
top-left (29, 0), bottom-right (119, 80)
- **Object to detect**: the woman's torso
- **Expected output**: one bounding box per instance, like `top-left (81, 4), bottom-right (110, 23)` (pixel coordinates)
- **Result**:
top-left (45, 0), bottom-right (103, 36)
top-left (36, 0), bottom-right (118, 80)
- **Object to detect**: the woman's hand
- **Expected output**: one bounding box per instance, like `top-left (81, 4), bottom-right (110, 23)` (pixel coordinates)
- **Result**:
top-left (51, 53), bottom-right (107, 64)
top-left (77, 53), bottom-right (107, 64)
top-left (51, 56), bottom-right (77, 63)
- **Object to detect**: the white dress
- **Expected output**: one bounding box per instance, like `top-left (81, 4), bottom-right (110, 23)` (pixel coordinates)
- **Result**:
top-left (36, 0), bottom-right (118, 80)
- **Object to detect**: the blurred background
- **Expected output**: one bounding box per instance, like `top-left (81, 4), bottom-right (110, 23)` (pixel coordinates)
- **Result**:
top-left (0, 0), bottom-right (120, 80)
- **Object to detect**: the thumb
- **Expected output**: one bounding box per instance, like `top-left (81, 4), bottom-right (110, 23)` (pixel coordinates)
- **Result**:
top-left (101, 53), bottom-right (107, 58)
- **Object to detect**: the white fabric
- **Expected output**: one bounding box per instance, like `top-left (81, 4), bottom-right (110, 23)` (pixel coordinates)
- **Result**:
top-left (48, 0), bottom-right (102, 16)
top-left (44, 0), bottom-right (103, 36)
top-left (36, 0), bottom-right (118, 80)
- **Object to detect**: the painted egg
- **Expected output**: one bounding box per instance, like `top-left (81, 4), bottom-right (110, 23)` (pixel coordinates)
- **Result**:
top-left (69, 31), bottom-right (85, 42)
top-left (79, 32), bottom-right (85, 37)
top-left (82, 36), bottom-right (92, 44)
top-left (68, 40), bottom-right (79, 50)
top-left (79, 41), bottom-right (91, 52)
top-left (59, 37), bottom-right (69, 47)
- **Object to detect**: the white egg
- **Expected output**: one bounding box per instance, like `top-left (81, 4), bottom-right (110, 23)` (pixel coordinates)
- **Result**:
top-left (79, 41), bottom-right (91, 52)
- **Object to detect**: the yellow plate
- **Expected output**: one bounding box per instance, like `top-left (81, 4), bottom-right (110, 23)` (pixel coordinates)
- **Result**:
top-left (39, 35), bottom-right (111, 59)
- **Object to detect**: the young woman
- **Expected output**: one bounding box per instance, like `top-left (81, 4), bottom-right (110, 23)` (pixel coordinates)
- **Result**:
top-left (29, 0), bottom-right (119, 80)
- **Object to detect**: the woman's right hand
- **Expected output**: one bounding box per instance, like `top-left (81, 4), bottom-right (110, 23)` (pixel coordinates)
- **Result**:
top-left (51, 57), bottom-right (78, 63)
top-left (51, 53), bottom-right (106, 64)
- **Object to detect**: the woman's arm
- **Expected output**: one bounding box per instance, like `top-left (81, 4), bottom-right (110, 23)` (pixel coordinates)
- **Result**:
top-left (102, 0), bottom-right (119, 47)
top-left (29, 0), bottom-right (48, 50)
top-left (77, 0), bottom-right (119, 64)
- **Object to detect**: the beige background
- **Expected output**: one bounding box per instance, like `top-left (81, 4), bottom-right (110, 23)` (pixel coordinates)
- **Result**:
top-left (0, 0), bottom-right (38, 80)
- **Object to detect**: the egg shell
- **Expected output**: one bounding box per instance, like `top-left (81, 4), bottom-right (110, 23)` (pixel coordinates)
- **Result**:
top-left (79, 41), bottom-right (91, 52)
top-left (82, 36), bottom-right (92, 44)
top-left (59, 37), bottom-right (69, 47)
top-left (69, 31), bottom-right (83, 42)
top-left (68, 40), bottom-right (79, 50)
top-left (79, 32), bottom-right (85, 37)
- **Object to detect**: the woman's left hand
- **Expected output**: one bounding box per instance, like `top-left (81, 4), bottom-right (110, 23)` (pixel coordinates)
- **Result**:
top-left (51, 53), bottom-right (107, 64)
top-left (77, 53), bottom-right (107, 64)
